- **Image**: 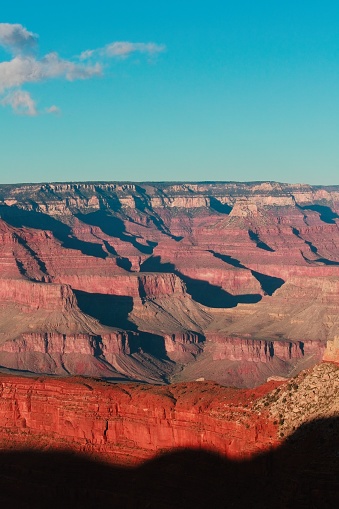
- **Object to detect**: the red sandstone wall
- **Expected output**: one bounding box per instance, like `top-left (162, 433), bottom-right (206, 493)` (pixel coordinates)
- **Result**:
top-left (0, 376), bottom-right (279, 464)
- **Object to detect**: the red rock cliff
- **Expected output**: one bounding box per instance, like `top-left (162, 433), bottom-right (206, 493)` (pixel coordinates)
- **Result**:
top-left (0, 374), bottom-right (279, 464)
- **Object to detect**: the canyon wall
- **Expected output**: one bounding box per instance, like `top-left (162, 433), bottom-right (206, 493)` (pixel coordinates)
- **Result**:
top-left (0, 362), bottom-right (338, 465)
top-left (0, 374), bottom-right (280, 464)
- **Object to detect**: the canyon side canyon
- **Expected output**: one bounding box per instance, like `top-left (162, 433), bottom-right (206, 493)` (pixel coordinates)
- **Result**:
top-left (0, 181), bottom-right (339, 507)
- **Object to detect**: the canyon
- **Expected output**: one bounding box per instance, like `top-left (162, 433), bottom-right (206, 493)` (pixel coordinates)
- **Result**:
top-left (1, 180), bottom-right (339, 506)
top-left (0, 181), bottom-right (339, 385)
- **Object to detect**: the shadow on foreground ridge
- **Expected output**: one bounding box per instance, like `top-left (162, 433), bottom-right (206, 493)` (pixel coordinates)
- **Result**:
top-left (1, 416), bottom-right (339, 508)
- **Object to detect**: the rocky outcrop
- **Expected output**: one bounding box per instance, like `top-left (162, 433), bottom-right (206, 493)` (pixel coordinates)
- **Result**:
top-left (256, 362), bottom-right (339, 437)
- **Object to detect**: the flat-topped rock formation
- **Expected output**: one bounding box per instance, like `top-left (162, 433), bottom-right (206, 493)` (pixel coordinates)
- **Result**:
top-left (1, 181), bottom-right (339, 385)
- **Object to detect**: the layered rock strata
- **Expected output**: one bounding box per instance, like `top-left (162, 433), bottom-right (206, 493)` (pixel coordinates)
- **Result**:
top-left (0, 373), bottom-right (281, 464)
top-left (0, 181), bottom-right (339, 384)
top-left (0, 363), bottom-right (338, 466)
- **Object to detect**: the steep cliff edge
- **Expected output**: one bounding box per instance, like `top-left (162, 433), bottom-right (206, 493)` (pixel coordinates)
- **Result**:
top-left (0, 362), bottom-right (338, 466)
top-left (0, 373), bottom-right (283, 464)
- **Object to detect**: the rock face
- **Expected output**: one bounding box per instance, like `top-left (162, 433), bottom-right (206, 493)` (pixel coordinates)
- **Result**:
top-left (0, 373), bottom-right (282, 464)
top-left (0, 363), bottom-right (338, 467)
top-left (1, 181), bottom-right (339, 385)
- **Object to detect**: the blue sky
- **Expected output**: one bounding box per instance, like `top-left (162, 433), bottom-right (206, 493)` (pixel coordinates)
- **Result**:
top-left (0, 1), bottom-right (339, 185)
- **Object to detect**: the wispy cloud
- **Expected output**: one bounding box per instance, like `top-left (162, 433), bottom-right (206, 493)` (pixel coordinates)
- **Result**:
top-left (80, 41), bottom-right (166, 60)
top-left (45, 105), bottom-right (61, 115)
top-left (0, 23), bottom-right (165, 116)
top-left (1, 89), bottom-right (37, 116)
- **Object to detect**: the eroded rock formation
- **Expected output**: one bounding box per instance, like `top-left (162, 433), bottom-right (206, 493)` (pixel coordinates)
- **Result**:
top-left (1, 181), bottom-right (339, 385)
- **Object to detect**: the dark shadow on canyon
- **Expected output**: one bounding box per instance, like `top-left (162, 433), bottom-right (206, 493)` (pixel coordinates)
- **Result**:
top-left (316, 257), bottom-right (339, 266)
top-left (140, 256), bottom-right (262, 308)
top-left (180, 274), bottom-right (262, 307)
top-left (74, 290), bottom-right (136, 330)
top-left (293, 227), bottom-right (339, 265)
top-left (209, 250), bottom-right (247, 269)
top-left (209, 251), bottom-right (285, 295)
top-left (248, 229), bottom-right (275, 252)
top-left (74, 290), bottom-right (169, 360)
top-left (136, 332), bottom-right (169, 360)
top-left (0, 416), bottom-right (338, 508)
top-left (250, 271), bottom-right (285, 295)
top-left (93, 186), bottom-right (122, 211)
top-left (0, 205), bottom-right (108, 259)
top-left (133, 190), bottom-right (183, 242)
top-left (292, 227), bottom-right (318, 254)
top-left (76, 211), bottom-right (156, 254)
top-left (299, 204), bottom-right (339, 224)
top-left (209, 196), bottom-right (232, 214)
top-left (14, 234), bottom-right (49, 278)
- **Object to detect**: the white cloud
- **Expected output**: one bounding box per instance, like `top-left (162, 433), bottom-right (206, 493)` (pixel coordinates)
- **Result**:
top-left (1, 90), bottom-right (37, 116)
top-left (45, 105), bottom-right (60, 115)
top-left (0, 23), bottom-right (38, 54)
top-left (0, 23), bottom-right (165, 116)
top-left (0, 54), bottom-right (102, 93)
top-left (80, 41), bottom-right (165, 60)
top-left (79, 49), bottom-right (95, 60)
top-left (107, 42), bottom-right (165, 57)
